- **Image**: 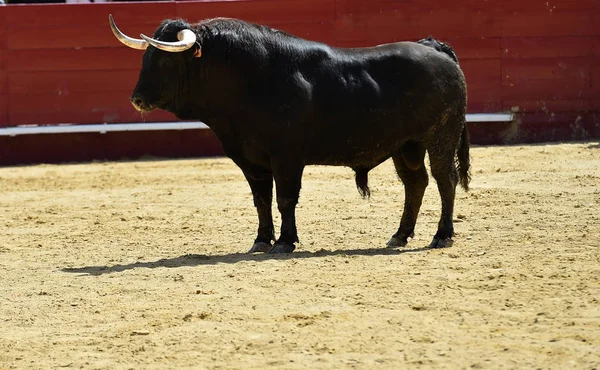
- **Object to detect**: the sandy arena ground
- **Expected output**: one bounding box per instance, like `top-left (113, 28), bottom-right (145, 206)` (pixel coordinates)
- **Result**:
top-left (0, 141), bottom-right (599, 369)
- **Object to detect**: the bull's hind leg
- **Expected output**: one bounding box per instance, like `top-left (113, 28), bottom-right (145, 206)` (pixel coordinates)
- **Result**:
top-left (427, 144), bottom-right (459, 248)
top-left (387, 141), bottom-right (428, 248)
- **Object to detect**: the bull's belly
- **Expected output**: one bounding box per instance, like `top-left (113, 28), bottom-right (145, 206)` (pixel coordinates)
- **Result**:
top-left (304, 137), bottom-right (403, 167)
top-left (304, 117), bottom-right (427, 167)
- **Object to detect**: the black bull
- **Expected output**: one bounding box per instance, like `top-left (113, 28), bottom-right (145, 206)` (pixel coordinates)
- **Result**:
top-left (109, 16), bottom-right (471, 253)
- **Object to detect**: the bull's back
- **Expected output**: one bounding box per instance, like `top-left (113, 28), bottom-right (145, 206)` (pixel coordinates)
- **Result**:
top-left (302, 42), bottom-right (465, 166)
top-left (314, 43), bottom-right (462, 113)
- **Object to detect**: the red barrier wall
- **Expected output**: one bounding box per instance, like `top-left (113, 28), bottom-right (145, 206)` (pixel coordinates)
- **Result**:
top-left (0, 0), bottom-right (599, 164)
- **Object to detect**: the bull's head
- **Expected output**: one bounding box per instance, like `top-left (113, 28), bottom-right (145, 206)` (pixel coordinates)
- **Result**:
top-left (109, 15), bottom-right (202, 118)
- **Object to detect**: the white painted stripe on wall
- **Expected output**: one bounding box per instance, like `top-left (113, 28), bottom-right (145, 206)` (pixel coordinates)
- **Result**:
top-left (0, 122), bottom-right (209, 136)
top-left (0, 113), bottom-right (513, 137)
top-left (465, 113), bottom-right (514, 123)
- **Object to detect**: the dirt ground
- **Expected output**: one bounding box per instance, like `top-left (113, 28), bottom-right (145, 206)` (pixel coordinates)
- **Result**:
top-left (0, 141), bottom-right (599, 369)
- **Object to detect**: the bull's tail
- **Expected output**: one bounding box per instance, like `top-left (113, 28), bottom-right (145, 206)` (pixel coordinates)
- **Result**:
top-left (456, 124), bottom-right (471, 191)
top-left (417, 36), bottom-right (459, 64)
top-left (439, 42), bottom-right (459, 64)
top-left (354, 167), bottom-right (371, 199)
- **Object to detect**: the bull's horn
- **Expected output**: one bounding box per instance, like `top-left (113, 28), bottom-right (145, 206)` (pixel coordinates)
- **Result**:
top-left (109, 14), bottom-right (148, 50)
top-left (140, 29), bottom-right (196, 53)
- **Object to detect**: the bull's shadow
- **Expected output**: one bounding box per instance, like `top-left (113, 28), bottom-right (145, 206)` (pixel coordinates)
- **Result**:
top-left (586, 142), bottom-right (600, 149)
top-left (61, 245), bottom-right (434, 276)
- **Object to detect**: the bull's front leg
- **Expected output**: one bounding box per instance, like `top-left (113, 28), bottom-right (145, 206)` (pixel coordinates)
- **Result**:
top-left (269, 161), bottom-right (305, 254)
top-left (242, 167), bottom-right (275, 253)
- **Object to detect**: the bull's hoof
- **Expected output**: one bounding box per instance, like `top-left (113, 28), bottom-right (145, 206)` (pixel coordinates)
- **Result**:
top-left (248, 241), bottom-right (272, 253)
top-left (428, 237), bottom-right (453, 249)
top-left (268, 243), bottom-right (296, 254)
top-left (386, 233), bottom-right (414, 248)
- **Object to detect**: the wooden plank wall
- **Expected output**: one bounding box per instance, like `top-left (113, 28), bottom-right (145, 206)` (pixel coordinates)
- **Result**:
top-left (0, 0), bottom-right (598, 150)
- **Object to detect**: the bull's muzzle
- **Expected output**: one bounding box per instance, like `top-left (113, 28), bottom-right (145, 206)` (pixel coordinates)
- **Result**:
top-left (130, 93), bottom-right (153, 112)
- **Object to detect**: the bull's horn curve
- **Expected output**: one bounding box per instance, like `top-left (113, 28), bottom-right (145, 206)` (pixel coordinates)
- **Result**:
top-left (109, 14), bottom-right (148, 50)
top-left (140, 29), bottom-right (196, 53)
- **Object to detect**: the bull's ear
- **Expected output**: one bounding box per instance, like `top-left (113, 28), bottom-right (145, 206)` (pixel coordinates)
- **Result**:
top-left (193, 42), bottom-right (202, 58)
